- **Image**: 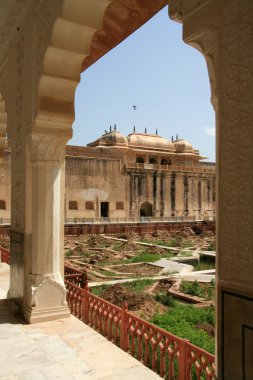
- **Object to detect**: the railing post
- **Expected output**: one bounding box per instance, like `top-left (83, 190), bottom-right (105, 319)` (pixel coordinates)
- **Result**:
top-left (120, 302), bottom-right (128, 351)
top-left (80, 272), bottom-right (87, 289)
top-left (178, 338), bottom-right (189, 380)
top-left (83, 285), bottom-right (89, 324)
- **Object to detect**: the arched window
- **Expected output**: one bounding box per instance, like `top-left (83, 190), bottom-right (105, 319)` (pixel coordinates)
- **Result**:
top-left (140, 202), bottom-right (153, 217)
top-left (136, 157), bottom-right (144, 164)
top-left (0, 200), bottom-right (6, 210)
top-left (69, 201), bottom-right (78, 210)
top-left (148, 157), bottom-right (157, 164)
top-left (85, 201), bottom-right (94, 210)
top-left (116, 201), bottom-right (124, 210)
top-left (161, 158), bottom-right (171, 165)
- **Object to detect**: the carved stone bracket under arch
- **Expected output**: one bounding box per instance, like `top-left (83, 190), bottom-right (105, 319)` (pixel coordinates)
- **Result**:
top-left (169, 0), bottom-right (219, 111)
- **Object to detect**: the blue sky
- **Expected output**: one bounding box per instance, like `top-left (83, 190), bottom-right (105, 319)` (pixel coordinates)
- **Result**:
top-left (70, 6), bottom-right (215, 162)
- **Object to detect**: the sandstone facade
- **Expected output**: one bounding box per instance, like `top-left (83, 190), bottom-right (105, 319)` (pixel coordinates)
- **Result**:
top-left (66, 130), bottom-right (215, 221)
top-left (0, 131), bottom-right (215, 223)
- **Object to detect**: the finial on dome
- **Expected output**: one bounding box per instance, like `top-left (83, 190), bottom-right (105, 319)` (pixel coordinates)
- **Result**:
top-left (145, 127), bottom-right (147, 134)
top-left (176, 133), bottom-right (178, 140)
top-left (133, 126), bottom-right (136, 132)
top-left (172, 135), bottom-right (174, 142)
top-left (110, 125), bottom-right (112, 132)
top-left (156, 129), bottom-right (158, 135)
top-left (114, 124), bottom-right (116, 131)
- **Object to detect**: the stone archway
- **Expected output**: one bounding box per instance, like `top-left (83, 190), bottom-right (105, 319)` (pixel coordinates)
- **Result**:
top-left (3, 0), bottom-right (168, 323)
top-left (1, 1), bottom-right (253, 378)
top-left (140, 202), bottom-right (153, 217)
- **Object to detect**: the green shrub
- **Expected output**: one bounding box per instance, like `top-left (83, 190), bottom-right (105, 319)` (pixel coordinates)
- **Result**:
top-left (155, 293), bottom-right (176, 307)
top-left (65, 250), bottom-right (73, 257)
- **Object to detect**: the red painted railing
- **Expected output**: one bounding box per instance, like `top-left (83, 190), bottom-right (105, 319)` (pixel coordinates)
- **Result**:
top-left (65, 281), bottom-right (216, 379)
top-left (64, 264), bottom-right (87, 288)
top-left (0, 221), bottom-right (215, 238)
top-left (0, 245), bottom-right (10, 264)
top-left (186, 342), bottom-right (215, 380)
top-left (0, 246), bottom-right (216, 378)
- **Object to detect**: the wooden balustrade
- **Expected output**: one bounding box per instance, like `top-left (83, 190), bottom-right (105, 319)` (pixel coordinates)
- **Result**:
top-left (0, 221), bottom-right (215, 238)
top-left (124, 312), bottom-right (183, 379)
top-left (0, 245), bottom-right (10, 264)
top-left (85, 291), bottom-right (123, 346)
top-left (65, 280), bottom-right (85, 320)
top-left (186, 342), bottom-right (215, 380)
top-left (0, 245), bottom-right (215, 379)
top-left (64, 280), bottom-right (216, 379)
top-left (64, 264), bottom-right (87, 288)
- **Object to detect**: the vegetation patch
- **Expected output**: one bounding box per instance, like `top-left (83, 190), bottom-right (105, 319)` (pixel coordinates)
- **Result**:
top-left (155, 293), bottom-right (176, 307)
top-left (193, 260), bottom-right (215, 271)
top-left (180, 279), bottom-right (215, 300)
top-left (65, 250), bottom-right (73, 257)
top-left (90, 284), bottom-right (110, 296)
top-left (129, 251), bottom-right (165, 263)
top-left (123, 279), bottom-right (155, 292)
top-left (151, 303), bottom-right (215, 354)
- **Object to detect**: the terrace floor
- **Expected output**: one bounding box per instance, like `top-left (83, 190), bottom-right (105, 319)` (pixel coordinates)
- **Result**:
top-left (0, 263), bottom-right (160, 380)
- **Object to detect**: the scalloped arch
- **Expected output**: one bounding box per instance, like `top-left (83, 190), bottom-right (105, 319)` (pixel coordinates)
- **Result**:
top-left (36, 0), bottom-right (168, 126)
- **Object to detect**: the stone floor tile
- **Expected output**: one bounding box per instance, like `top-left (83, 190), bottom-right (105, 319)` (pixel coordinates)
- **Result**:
top-left (35, 335), bottom-right (75, 361)
top-left (0, 343), bottom-right (53, 376)
top-left (60, 357), bottom-right (93, 379)
top-left (100, 365), bottom-right (161, 380)
top-left (17, 363), bottom-right (74, 380)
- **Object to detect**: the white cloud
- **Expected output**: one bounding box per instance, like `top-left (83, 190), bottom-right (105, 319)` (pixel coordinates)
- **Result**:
top-left (204, 127), bottom-right (215, 137)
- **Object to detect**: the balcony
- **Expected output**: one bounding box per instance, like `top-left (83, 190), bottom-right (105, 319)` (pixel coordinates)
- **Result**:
top-left (125, 163), bottom-right (216, 174)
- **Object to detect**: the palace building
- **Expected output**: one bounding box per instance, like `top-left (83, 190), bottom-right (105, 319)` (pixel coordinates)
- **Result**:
top-left (1, 2), bottom-right (253, 376)
top-left (0, 129), bottom-right (216, 224)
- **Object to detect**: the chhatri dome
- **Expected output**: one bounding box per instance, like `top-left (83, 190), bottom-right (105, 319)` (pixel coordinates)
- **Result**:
top-left (127, 132), bottom-right (175, 151)
top-left (173, 138), bottom-right (194, 153)
top-left (87, 128), bottom-right (128, 147)
top-left (87, 128), bottom-right (200, 156)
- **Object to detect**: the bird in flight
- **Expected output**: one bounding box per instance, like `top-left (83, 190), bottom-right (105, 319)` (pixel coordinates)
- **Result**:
top-left (132, 105), bottom-right (137, 110)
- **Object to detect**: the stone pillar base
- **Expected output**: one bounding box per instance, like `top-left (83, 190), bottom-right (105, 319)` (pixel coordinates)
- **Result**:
top-left (24, 304), bottom-right (70, 324)
top-left (24, 277), bottom-right (70, 323)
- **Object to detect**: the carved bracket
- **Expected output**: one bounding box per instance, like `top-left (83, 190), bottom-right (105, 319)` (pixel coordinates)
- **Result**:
top-left (29, 133), bottom-right (68, 163)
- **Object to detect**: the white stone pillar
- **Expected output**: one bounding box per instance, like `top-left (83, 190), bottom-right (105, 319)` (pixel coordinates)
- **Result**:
top-left (24, 133), bottom-right (70, 323)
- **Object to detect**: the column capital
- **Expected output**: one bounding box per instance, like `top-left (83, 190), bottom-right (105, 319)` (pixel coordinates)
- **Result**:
top-left (29, 133), bottom-right (69, 163)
